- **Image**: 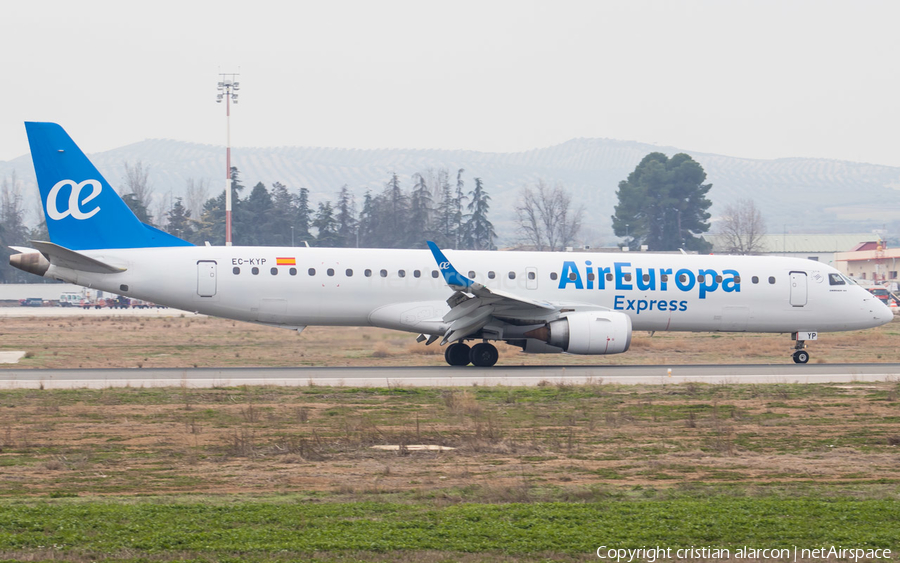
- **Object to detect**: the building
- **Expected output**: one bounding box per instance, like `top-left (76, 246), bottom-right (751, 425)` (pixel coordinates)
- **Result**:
top-left (835, 241), bottom-right (900, 289)
top-left (702, 233), bottom-right (877, 266)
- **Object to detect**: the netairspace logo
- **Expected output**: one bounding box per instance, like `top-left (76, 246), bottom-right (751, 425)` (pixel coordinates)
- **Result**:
top-left (595, 545), bottom-right (892, 562)
top-left (560, 260), bottom-right (741, 314)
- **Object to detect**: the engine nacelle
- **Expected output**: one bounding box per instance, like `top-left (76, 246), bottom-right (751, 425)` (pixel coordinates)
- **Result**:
top-left (524, 311), bottom-right (632, 355)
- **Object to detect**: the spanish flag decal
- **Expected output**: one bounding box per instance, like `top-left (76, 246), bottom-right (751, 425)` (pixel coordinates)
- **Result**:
top-left (276, 257), bottom-right (296, 266)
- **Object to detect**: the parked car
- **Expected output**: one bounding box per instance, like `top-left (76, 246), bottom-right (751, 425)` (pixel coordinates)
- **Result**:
top-left (19, 297), bottom-right (43, 307)
top-left (869, 287), bottom-right (893, 305)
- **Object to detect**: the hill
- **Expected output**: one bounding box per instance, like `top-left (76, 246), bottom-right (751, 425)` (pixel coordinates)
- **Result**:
top-left (3, 138), bottom-right (899, 245)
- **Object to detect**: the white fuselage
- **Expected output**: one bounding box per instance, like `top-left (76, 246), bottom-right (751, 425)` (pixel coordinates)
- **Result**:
top-left (43, 246), bottom-right (892, 338)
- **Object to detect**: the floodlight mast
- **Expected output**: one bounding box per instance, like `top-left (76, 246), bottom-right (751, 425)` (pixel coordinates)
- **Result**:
top-left (216, 73), bottom-right (240, 246)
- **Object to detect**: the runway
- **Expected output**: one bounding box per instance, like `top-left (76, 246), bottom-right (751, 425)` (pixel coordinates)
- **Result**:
top-left (1, 363), bottom-right (899, 389)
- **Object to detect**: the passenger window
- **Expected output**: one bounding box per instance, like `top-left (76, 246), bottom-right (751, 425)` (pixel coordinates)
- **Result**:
top-left (829, 273), bottom-right (845, 285)
top-left (606, 273), bottom-right (613, 282)
top-left (734, 276), bottom-right (740, 283)
top-left (488, 271), bottom-right (496, 279)
top-left (414, 270), bottom-right (421, 278)
top-left (327, 268), bottom-right (335, 277)
top-left (660, 274), bottom-right (668, 282)
top-left (768, 276), bottom-right (776, 284)
top-left (308, 268), bottom-right (316, 276)
top-left (468, 271), bottom-right (476, 279)
top-left (509, 272), bottom-right (516, 280)
top-left (252, 267), bottom-right (259, 275)
top-left (715, 275), bottom-right (722, 283)
top-left (587, 273), bottom-right (595, 281)
top-left (380, 269), bottom-right (388, 278)
top-left (698, 275), bottom-right (705, 283)
top-left (289, 268), bottom-right (297, 276)
top-left (679, 274), bottom-right (687, 283)
top-left (399, 270), bottom-right (406, 278)
top-left (752, 276), bottom-right (759, 284)
top-left (270, 267), bottom-right (278, 275)
top-left (624, 273), bottom-right (632, 282)
top-left (642, 274), bottom-right (650, 282)
top-left (569, 273), bottom-right (577, 281)
top-left (346, 269), bottom-right (353, 277)
top-left (550, 272), bottom-right (558, 281)
top-left (233, 267), bottom-right (240, 275)
top-left (528, 271), bottom-right (536, 280)
top-left (365, 269), bottom-right (372, 277)
top-left (432, 270), bottom-right (439, 278)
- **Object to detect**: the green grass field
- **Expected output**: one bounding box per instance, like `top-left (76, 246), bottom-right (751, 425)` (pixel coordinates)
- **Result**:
top-left (0, 496), bottom-right (897, 562)
top-left (1, 382), bottom-right (900, 561)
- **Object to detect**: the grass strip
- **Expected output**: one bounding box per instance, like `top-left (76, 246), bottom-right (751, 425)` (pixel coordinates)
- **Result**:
top-left (0, 497), bottom-right (897, 557)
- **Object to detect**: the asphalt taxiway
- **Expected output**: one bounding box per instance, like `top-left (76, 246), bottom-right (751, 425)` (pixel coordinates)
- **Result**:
top-left (0, 363), bottom-right (898, 389)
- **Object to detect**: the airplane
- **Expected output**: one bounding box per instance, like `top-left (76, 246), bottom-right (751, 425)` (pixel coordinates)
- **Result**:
top-left (9, 122), bottom-right (894, 367)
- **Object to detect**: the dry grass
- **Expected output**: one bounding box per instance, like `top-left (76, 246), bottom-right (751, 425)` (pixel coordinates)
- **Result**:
top-left (0, 315), bottom-right (897, 369)
top-left (0, 381), bottom-right (899, 498)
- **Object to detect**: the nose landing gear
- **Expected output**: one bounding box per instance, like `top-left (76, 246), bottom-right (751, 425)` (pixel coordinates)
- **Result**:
top-left (792, 347), bottom-right (810, 364)
top-left (791, 331), bottom-right (815, 364)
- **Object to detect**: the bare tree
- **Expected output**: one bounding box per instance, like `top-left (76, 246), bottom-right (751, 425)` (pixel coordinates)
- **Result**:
top-left (515, 179), bottom-right (584, 251)
top-left (154, 191), bottom-right (173, 230)
top-left (184, 178), bottom-right (210, 219)
top-left (716, 198), bottom-right (767, 254)
top-left (121, 161), bottom-right (154, 211)
top-left (1, 171), bottom-right (28, 244)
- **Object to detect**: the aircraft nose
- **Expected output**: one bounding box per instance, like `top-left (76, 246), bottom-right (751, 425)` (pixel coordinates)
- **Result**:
top-left (877, 301), bottom-right (895, 325)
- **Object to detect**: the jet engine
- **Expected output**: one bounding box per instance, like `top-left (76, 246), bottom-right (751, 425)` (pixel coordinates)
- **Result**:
top-left (523, 311), bottom-right (632, 355)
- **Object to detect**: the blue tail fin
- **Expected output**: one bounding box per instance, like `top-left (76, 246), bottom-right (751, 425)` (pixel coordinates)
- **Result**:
top-left (25, 122), bottom-right (192, 250)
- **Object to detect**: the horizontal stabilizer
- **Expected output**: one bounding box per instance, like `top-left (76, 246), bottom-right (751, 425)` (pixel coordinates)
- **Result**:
top-left (30, 240), bottom-right (126, 274)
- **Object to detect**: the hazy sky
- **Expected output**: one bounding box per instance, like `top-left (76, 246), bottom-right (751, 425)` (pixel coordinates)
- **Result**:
top-left (2, 0), bottom-right (899, 166)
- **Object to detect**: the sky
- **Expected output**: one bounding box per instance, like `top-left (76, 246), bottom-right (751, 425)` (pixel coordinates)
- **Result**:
top-left (2, 0), bottom-right (900, 166)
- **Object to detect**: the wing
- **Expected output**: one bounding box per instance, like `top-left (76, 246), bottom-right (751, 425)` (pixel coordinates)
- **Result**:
top-left (426, 241), bottom-right (604, 344)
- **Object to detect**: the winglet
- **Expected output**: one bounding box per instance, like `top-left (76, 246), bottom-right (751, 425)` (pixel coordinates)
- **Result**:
top-left (426, 241), bottom-right (475, 290)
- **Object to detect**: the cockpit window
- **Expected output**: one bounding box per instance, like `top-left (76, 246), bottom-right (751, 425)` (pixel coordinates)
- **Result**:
top-left (829, 273), bottom-right (845, 286)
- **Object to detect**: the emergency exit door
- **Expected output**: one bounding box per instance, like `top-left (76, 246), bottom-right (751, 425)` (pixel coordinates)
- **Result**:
top-left (789, 271), bottom-right (807, 307)
top-left (197, 261), bottom-right (217, 297)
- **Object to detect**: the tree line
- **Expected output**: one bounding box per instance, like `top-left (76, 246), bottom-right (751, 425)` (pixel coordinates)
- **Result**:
top-left (2, 149), bottom-right (778, 283)
top-left (152, 167), bottom-right (497, 251)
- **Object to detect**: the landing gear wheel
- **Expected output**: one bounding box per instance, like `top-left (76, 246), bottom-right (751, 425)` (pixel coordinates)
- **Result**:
top-left (444, 343), bottom-right (471, 366)
top-left (470, 343), bottom-right (499, 367)
top-left (792, 350), bottom-right (810, 364)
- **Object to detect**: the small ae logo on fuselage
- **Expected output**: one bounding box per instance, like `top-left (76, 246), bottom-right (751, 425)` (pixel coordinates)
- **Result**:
top-left (46, 179), bottom-right (102, 220)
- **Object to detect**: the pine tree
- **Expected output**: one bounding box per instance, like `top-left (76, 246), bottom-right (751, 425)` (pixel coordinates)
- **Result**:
top-left (462, 177), bottom-right (496, 250)
top-left (453, 168), bottom-right (467, 249)
top-left (379, 173), bottom-right (409, 248)
top-left (294, 187), bottom-right (314, 245)
top-left (357, 190), bottom-right (380, 247)
top-left (434, 169), bottom-right (456, 248)
top-left (612, 153), bottom-right (712, 251)
top-left (335, 185), bottom-right (358, 247)
top-left (269, 182), bottom-right (295, 247)
top-left (243, 182), bottom-right (274, 245)
top-left (121, 193), bottom-right (153, 224)
top-left (164, 197), bottom-right (195, 242)
top-left (313, 201), bottom-right (340, 247)
top-left (407, 173), bottom-right (433, 248)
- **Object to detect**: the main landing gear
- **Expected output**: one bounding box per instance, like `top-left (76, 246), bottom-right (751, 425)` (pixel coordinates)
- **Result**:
top-left (444, 342), bottom-right (499, 367)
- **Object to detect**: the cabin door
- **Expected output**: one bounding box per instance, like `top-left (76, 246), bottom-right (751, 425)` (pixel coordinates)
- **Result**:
top-left (197, 261), bottom-right (217, 297)
top-left (789, 271), bottom-right (807, 307)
